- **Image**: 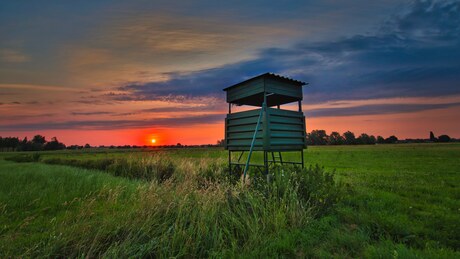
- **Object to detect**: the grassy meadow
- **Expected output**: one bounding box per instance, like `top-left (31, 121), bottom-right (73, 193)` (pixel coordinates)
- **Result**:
top-left (0, 143), bottom-right (459, 257)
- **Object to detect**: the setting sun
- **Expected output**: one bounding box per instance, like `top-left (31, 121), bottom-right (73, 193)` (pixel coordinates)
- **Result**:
top-left (151, 139), bottom-right (156, 144)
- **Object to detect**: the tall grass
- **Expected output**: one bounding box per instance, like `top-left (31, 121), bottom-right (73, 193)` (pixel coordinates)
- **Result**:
top-left (2, 144), bottom-right (459, 257)
top-left (0, 156), bottom-right (345, 257)
top-left (4, 153), bottom-right (41, 163)
top-left (42, 154), bottom-right (175, 182)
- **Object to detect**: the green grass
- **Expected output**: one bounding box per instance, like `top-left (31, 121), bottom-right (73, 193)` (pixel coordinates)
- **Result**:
top-left (0, 143), bottom-right (459, 257)
top-left (0, 162), bottom-right (141, 256)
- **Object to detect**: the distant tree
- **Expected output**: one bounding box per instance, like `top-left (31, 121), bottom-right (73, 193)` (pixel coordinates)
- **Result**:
top-left (357, 133), bottom-right (369, 145)
top-left (30, 135), bottom-right (46, 150)
top-left (308, 130), bottom-right (328, 145)
top-left (216, 139), bottom-right (225, 147)
top-left (438, 135), bottom-right (451, 142)
top-left (377, 136), bottom-right (385, 144)
top-left (32, 135), bottom-right (46, 145)
top-left (17, 137), bottom-right (30, 151)
top-left (84, 143), bottom-right (91, 148)
top-left (385, 135), bottom-right (398, 144)
top-left (1, 137), bottom-right (7, 151)
top-left (2, 137), bottom-right (20, 151)
top-left (343, 131), bottom-right (356, 145)
top-left (0, 137), bottom-right (5, 151)
top-left (328, 131), bottom-right (344, 145)
top-left (44, 137), bottom-right (66, 150)
top-left (176, 143), bottom-right (183, 147)
top-left (430, 131), bottom-right (437, 142)
top-left (356, 133), bottom-right (376, 145)
top-left (369, 135), bottom-right (377, 145)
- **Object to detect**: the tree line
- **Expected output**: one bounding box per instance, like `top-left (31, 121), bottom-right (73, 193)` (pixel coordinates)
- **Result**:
top-left (0, 135), bottom-right (218, 152)
top-left (1, 130), bottom-right (455, 151)
top-left (0, 135), bottom-right (66, 151)
top-left (306, 130), bottom-right (453, 145)
top-left (307, 130), bottom-right (396, 145)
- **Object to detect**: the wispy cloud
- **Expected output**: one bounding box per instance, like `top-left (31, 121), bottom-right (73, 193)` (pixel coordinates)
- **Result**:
top-left (0, 49), bottom-right (29, 63)
top-left (307, 102), bottom-right (460, 117)
top-left (0, 114), bottom-right (224, 131)
top-left (0, 83), bottom-right (82, 92)
top-left (71, 111), bottom-right (113, 116)
top-left (114, 0), bottom-right (460, 105)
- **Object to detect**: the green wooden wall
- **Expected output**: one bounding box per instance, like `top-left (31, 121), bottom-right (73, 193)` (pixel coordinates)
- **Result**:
top-left (225, 107), bottom-right (306, 151)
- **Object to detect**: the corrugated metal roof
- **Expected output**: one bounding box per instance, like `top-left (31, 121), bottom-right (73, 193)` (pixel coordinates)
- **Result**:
top-left (223, 72), bottom-right (307, 91)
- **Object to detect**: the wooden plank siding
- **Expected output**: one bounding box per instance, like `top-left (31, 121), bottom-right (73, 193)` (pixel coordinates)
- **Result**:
top-left (226, 109), bottom-right (263, 149)
top-left (225, 107), bottom-right (306, 151)
top-left (267, 108), bottom-right (306, 150)
top-left (265, 78), bottom-right (303, 100)
top-left (226, 78), bottom-right (264, 103)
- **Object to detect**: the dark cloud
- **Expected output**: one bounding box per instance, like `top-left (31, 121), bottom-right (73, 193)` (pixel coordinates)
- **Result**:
top-left (71, 111), bottom-right (113, 116)
top-left (387, 0), bottom-right (460, 42)
top-left (116, 60), bottom-right (278, 101)
top-left (142, 106), bottom-right (214, 113)
top-left (307, 102), bottom-right (460, 117)
top-left (73, 98), bottom-right (119, 105)
top-left (0, 114), bottom-right (224, 131)
top-left (113, 0), bottom-right (460, 106)
top-left (0, 113), bottom-right (57, 120)
top-left (141, 101), bottom-right (223, 113)
top-left (110, 112), bottom-right (138, 117)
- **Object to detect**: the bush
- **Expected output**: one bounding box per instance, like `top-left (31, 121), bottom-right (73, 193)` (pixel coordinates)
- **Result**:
top-left (4, 153), bottom-right (41, 163)
top-left (294, 165), bottom-right (344, 216)
top-left (41, 157), bottom-right (63, 165)
top-left (43, 156), bottom-right (175, 182)
top-left (107, 156), bottom-right (175, 182)
top-left (253, 164), bottom-right (345, 217)
top-left (196, 161), bottom-right (238, 188)
top-left (438, 135), bottom-right (451, 142)
top-left (42, 158), bottom-right (115, 171)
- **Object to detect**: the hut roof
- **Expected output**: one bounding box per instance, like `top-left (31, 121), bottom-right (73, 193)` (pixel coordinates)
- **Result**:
top-left (223, 72), bottom-right (306, 92)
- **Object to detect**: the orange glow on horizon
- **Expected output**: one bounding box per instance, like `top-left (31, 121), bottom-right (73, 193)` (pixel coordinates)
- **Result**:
top-left (1, 106), bottom-right (459, 146)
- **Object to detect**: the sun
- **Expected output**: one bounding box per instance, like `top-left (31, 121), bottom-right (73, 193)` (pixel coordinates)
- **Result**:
top-left (151, 139), bottom-right (156, 144)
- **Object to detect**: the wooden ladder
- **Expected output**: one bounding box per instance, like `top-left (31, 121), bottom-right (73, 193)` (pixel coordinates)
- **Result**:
top-left (271, 152), bottom-right (283, 165)
top-left (242, 102), bottom-right (265, 181)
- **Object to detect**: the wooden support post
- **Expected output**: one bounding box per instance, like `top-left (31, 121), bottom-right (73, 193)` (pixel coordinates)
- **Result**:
top-left (237, 151), bottom-right (245, 162)
top-left (243, 106), bottom-right (264, 181)
top-left (301, 150), bottom-right (304, 169)
top-left (264, 151), bottom-right (268, 175)
top-left (228, 150), bottom-right (232, 174)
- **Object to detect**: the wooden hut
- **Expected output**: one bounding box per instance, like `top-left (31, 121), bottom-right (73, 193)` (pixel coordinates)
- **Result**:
top-left (223, 73), bottom-right (308, 175)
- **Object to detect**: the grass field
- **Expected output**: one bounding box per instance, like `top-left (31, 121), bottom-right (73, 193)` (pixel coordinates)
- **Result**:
top-left (0, 143), bottom-right (459, 257)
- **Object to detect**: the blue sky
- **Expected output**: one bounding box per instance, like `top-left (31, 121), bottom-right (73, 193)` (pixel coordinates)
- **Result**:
top-left (0, 0), bottom-right (459, 144)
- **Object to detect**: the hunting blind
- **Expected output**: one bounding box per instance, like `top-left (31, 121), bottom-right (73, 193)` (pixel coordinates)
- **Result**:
top-left (224, 73), bottom-right (308, 177)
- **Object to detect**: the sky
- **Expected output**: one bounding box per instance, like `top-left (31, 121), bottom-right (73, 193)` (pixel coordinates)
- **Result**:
top-left (1, 0), bottom-right (459, 146)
